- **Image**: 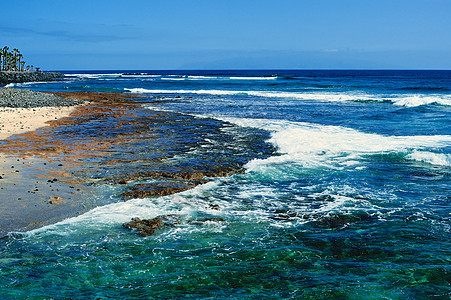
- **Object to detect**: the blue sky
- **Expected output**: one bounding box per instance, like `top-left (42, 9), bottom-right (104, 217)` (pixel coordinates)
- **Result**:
top-left (1, 0), bottom-right (450, 70)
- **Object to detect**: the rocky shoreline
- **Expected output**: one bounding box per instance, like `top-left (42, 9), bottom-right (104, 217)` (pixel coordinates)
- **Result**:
top-left (0, 71), bottom-right (65, 85)
top-left (0, 90), bottom-right (272, 237)
top-left (0, 87), bottom-right (84, 108)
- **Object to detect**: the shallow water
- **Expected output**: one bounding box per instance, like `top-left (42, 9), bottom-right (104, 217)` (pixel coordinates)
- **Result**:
top-left (1, 70), bottom-right (450, 298)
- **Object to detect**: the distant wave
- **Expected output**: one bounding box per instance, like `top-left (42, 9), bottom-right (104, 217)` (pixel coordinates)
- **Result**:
top-left (67, 73), bottom-right (279, 82)
top-left (229, 76), bottom-right (278, 80)
top-left (125, 88), bottom-right (451, 107)
top-left (64, 73), bottom-right (123, 79)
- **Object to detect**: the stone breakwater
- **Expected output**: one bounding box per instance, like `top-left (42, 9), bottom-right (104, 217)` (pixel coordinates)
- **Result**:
top-left (0, 71), bottom-right (65, 85)
top-left (0, 87), bottom-right (84, 108)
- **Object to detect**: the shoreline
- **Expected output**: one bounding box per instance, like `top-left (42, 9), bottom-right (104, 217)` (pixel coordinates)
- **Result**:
top-left (0, 88), bottom-right (90, 237)
top-left (0, 89), bottom-right (249, 237)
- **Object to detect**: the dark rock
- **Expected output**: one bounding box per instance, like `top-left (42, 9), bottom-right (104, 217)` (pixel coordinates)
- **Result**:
top-left (270, 209), bottom-right (299, 220)
top-left (313, 212), bottom-right (375, 228)
top-left (0, 87), bottom-right (84, 108)
top-left (209, 204), bottom-right (220, 210)
top-left (121, 182), bottom-right (193, 199)
top-left (123, 214), bottom-right (182, 236)
top-left (0, 71), bottom-right (65, 85)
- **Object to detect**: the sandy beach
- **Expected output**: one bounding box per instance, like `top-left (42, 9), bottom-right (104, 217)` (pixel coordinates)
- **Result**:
top-left (0, 90), bottom-right (90, 236)
top-left (0, 106), bottom-right (78, 140)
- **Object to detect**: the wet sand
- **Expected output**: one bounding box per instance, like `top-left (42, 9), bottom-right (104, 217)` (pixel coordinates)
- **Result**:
top-left (0, 92), bottom-right (139, 236)
top-left (0, 95), bottom-right (93, 237)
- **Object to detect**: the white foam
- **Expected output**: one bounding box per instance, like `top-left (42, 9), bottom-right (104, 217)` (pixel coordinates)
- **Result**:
top-left (124, 88), bottom-right (368, 101)
top-left (124, 88), bottom-right (451, 107)
top-left (160, 77), bottom-right (186, 81)
top-left (64, 73), bottom-right (122, 79)
top-left (187, 75), bottom-right (222, 80)
top-left (22, 181), bottom-right (223, 237)
top-left (223, 117), bottom-right (451, 170)
top-left (392, 94), bottom-right (451, 107)
top-left (120, 74), bottom-right (160, 78)
top-left (3, 81), bottom-right (65, 87)
top-left (407, 150), bottom-right (451, 167)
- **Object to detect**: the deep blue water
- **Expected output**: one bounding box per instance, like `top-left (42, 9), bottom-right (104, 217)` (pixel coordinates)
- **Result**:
top-left (2, 70), bottom-right (450, 299)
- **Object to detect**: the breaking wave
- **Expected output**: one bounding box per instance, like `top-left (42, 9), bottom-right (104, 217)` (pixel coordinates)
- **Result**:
top-left (125, 88), bottom-right (451, 107)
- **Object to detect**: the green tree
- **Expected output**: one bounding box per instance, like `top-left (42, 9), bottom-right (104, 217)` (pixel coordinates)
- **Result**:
top-left (1, 46), bottom-right (10, 71)
top-left (0, 46), bottom-right (30, 72)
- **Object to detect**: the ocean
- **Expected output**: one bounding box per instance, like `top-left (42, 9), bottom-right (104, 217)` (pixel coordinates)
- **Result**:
top-left (2, 70), bottom-right (450, 299)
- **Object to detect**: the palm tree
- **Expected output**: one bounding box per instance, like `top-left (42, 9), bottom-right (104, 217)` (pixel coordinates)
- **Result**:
top-left (1, 46), bottom-right (9, 71)
top-left (12, 49), bottom-right (18, 71)
top-left (0, 46), bottom-right (33, 72)
top-left (5, 52), bottom-right (13, 71)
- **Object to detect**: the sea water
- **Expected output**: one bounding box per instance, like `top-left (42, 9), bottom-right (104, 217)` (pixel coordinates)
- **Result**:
top-left (1, 70), bottom-right (450, 298)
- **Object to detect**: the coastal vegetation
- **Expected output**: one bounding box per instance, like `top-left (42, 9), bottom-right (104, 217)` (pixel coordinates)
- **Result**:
top-left (0, 46), bottom-right (63, 85)
top-left (0, 46), bottom-right (38, 72)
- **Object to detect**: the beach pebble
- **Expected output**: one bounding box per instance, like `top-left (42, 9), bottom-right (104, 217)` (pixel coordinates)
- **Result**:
top-left (0, 87), bottom-right (83, 108)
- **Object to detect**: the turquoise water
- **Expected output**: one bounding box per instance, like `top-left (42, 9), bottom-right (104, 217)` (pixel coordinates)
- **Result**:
top-left (2, 70), bottom-right (450, 299)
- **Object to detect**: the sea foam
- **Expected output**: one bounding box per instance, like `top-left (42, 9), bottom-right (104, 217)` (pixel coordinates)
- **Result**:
top-left (407, 150), bottom-right (451, 167)
top-left (223, 118), bottom-right (451, 170)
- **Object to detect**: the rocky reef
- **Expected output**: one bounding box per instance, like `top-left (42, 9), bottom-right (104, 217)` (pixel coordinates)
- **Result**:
top-left (0, 91), bottom-right (275, 235)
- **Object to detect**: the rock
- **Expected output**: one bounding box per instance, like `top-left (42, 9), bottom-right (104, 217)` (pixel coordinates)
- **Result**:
top-left (313, 212), bottom-right (375, 228)
top-left (0, 71), bottom-right (65, 85)
top-left (0, 87), bottom-right (84, 108)
top-left (269, 209), bottom-right (299, 220)
top-left (120, 182), bottom-right (193, 199)
top-left (48, 196), bottom-right (64, 204)
top-left (209, 204), bottom-right (220, 210)
top-left (123, 214), bottom-right (182, 236)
